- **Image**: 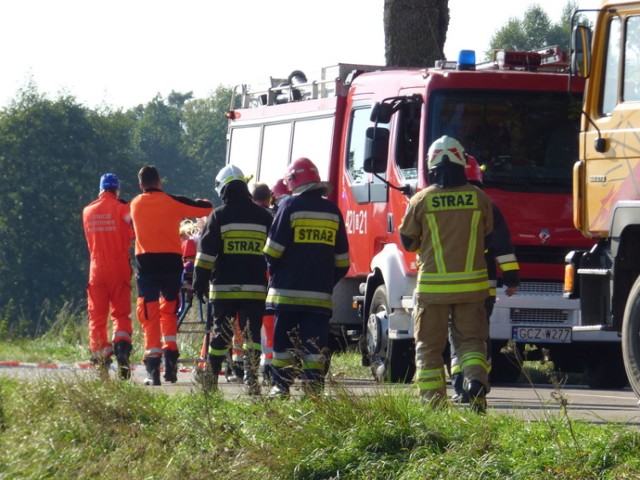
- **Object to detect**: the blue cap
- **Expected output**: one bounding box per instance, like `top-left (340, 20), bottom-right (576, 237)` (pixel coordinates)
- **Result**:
top-left (99, 173), bottom-right (120, 192)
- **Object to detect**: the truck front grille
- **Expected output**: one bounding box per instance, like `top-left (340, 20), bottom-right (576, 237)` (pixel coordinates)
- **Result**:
top-left (516, 281), bottom-right (563, 294)
top-left (510, 308), bottom-right (568, 324)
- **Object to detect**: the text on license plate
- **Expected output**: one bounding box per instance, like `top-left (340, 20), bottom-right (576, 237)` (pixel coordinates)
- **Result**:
top-left (512, 326), bottom-right (571, 343)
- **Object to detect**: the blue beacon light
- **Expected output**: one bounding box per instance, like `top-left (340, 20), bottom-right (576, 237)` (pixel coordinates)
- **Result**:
top-left (457, 50), bottom-right (476, 71)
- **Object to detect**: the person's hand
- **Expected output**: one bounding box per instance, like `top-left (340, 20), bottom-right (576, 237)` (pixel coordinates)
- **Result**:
top-left (504, 286), bottom-right (518, 297)
top-left (192, 278), bottom-right (209, 303)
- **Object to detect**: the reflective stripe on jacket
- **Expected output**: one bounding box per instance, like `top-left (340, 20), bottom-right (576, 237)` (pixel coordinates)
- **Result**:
top-left (487, 204), bottom-right (519, 295)
top-left (264, 189), bottom-right (350, 315)
top-left (399, 184), bottom-right (493, 304)
top-left (194, 192), bottom-right (273, 303)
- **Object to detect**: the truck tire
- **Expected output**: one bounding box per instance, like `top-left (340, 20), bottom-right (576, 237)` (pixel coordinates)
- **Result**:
top-left (584, 345), bottom-right (629, 390)
top-left (366, 285), bottom-right (415, 383)
top-left (622, 275), bottom-right (640, 397)
top-left (489, 342), bottom-right (522, 384)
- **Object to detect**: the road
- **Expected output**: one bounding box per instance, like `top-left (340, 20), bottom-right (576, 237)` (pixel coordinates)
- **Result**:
top-left (1, 362), bottom-right (639, 425)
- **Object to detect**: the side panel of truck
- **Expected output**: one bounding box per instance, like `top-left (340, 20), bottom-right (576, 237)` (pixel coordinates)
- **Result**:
top-left (570, 1), bottom-right (640, 396)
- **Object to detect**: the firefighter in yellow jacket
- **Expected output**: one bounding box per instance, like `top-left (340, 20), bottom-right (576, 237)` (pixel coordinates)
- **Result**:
top-left (399, 136), bottom-right (493, 412)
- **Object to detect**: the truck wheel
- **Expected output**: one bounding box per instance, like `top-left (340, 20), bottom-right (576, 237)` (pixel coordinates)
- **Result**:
top-left (366, 285), bottom-right (415, 383)
top-left (584, 345), bottom-right (629, 389)
top-left (489, 342), bottom-right (522, 384)
top-left (622, 275), bottom-right (640, 397)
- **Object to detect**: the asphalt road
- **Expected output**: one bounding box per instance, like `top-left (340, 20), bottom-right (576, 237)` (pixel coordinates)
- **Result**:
top-left (2, 363), bottom-right (639, 425)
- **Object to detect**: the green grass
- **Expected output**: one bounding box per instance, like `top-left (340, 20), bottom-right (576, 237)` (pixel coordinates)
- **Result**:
top-left (3, 307), bottom-right (635, 478)
top-left (0, 375), bottom-right (639, 479)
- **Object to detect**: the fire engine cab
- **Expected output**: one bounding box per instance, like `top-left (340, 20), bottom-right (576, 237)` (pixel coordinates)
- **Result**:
top-left (224, 46), bottom-right (624, 387)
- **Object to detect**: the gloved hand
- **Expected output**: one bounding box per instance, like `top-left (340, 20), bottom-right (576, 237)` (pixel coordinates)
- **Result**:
top-left (192, 277), bottom-right (210, 304)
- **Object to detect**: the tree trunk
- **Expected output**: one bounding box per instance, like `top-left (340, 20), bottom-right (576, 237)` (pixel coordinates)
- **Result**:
top-left (384, 0), bottom-right (449, 67)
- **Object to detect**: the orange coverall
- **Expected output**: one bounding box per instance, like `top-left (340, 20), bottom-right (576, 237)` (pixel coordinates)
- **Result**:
top-left (82, 191), bottom-right (134, 359)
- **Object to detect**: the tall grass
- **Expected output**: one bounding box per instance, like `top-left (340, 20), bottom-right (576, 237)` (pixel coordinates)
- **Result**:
top-left (0, 375), bottom-right (639, 479)
top-left (2, 310), bottom-right (640, 478)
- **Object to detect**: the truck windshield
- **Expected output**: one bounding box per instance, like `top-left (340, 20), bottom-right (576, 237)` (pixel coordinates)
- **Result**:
top-left (428, 90), bottom-right (583, 193)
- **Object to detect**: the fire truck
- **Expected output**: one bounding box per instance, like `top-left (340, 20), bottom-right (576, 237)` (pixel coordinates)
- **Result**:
top-left (224, 47), bottom-right (616, 386)
top-left (566, 0), bottom-right (640, 398)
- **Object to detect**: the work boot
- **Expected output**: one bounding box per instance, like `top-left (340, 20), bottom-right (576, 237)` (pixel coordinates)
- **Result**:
top-left (302, 368), bottom-right (325, 398)
top-left (225, 361), bottom-right (244, 383)
top-left (202, 354), bottom-right (221, 391)
top-left (466, 380), bottom-right (488, 414)
top-left (91, 355), bottom-right (112, 380)
top-left (450, 372), bottom-right (469, 404)
top-left (268, 384), bottom-right (290, 399)
top-left (163, 350), bottom-right (180, 383)
top-left (262, 364), bottom-right (273, 386)
top-left (269, 365), bottom-right (294, 399)
top-left (143, 356), bottom-right (161, 386)
top-left (243, 350), bottom-right (261, 395)
top-left (113, 341), bottom-right (132, 380)
top-left (420, 390), bottom-right (449, 408)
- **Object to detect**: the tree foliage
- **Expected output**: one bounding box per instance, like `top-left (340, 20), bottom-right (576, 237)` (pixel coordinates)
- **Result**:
top-left (487, 1), bottom-right (591, 59)
top-left (0, 83), bottom-right (231, 335)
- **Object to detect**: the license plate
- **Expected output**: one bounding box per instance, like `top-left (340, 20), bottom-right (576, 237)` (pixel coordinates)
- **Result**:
top-left (512, 326), bottom-right (571, 343)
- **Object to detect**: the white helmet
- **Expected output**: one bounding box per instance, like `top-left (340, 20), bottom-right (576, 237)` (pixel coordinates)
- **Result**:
top-left (215, 164), bottom-right (246, 196)
top-left (427, 135), bottom-right (466, 170)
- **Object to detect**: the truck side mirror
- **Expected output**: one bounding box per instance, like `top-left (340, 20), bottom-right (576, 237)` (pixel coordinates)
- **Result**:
top-left (370, 102), bottom-right (394, 123)
top-left (364, 126), bottom-right (389, 174)
top-left (571, 25), bottom-right (592, 78)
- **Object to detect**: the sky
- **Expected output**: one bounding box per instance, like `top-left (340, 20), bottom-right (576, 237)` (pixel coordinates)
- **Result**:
top-left (0, 0), bottom-right (602, 110)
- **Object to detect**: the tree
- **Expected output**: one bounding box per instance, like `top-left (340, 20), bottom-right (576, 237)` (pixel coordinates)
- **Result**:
top-left (0, 84), bottom-right (138, 333)
top-left (130, 93), bottom-right (189, 194)
top-left (487, 1), bottom-right (586, 58)
top-left (384, 0), bottom-right (449, 67)
top-left (0, 80), bottom-right (232, 336)
top-left (181, 86), bottom-right (233, 199)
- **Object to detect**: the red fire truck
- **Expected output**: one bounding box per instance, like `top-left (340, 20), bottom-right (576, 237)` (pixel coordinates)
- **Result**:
top-left (224, 48), bottom-right (621, 387)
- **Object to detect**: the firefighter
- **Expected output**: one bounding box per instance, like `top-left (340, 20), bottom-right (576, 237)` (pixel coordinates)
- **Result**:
top-left (449, 155), bottom-right (520, 403)
top-left (399, 136), bottom-right (493, 412)
top-left (259, 177), bottom-right (292, 384)
top-left (82, 173), bottom-right (135, 379)
top-left (130, 165), bottom-right (213, 386)
top-left (192, 165), bottom-right (273, 393)
top-left (224, 181), bottom-right (275, 383)
top-left (270, 177), bottom-right (292, 212)
top-left (264, 158), bottom-right (350, 397)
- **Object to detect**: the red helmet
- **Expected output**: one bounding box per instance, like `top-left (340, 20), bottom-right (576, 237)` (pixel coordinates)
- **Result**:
top-left (465, 154), bottom-right (484, 185)
top-left (284, 157), bottom-right (320, 193)
top-left (271, 177), bottom-right (290, 200)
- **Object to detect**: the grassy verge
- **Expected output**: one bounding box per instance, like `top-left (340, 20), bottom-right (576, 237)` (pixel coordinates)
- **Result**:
top-left (1, 374), bottom-right (639, 479)
top-left (1, 311), bottom-right (638, 478)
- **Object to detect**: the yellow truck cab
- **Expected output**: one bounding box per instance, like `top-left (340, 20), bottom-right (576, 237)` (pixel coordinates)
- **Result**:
top-left (568, 0), bottom-right (640, 398)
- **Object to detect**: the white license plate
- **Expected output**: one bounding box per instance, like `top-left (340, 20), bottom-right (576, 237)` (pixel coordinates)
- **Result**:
top-left (512, 326), bottom-right (571, 343)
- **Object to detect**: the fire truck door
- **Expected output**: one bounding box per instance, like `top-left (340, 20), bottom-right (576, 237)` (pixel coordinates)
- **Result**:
top-left (341, 103), bottom-right (387, 274)
top-left (346, 105), bottom-right (388, 205)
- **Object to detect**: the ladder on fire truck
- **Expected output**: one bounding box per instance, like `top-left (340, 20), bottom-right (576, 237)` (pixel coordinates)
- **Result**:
top-left (229, 63), bottom-right (389, 109)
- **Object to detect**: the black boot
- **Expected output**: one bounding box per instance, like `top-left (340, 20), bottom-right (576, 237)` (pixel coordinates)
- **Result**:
top-left (243, 350), bottom-right (261, 396)
top-left (466, 380), bottom-right (487, 414)
top-left (91, 355), bottom-right (112, 380)
top-left (451, 372), bottom-right (469, 403)
top-left (200, 354), bottom-right (221, 391)
top-left (143, 356), bottom-right (161, 386)
top-left (163, 350), bottom-right (180, 383)
top-left (113, 341), bottom-right (132, 380)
